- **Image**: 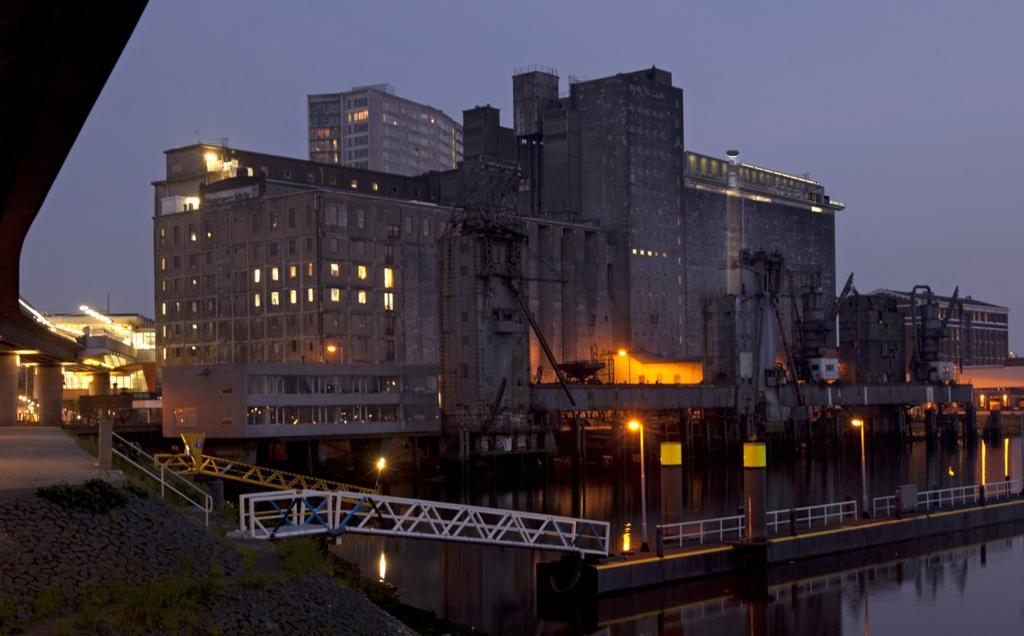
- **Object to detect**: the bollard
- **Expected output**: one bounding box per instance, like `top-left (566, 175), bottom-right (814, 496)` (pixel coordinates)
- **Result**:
top-left (98, 419), bottom-right (112, 470)
top-left (659, 442), bottom-right (684, 525)
top-left (210, 479), bottom-right (225, 510)
top-left (743, 442), bottom-right (767, 542)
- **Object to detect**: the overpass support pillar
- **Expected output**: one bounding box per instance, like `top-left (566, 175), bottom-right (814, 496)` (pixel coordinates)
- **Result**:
top-left (34, 364), bottom-right (64, 426)
top-left (0, 353), bottom-right (16, 426)
top-left (88, 371), bottom-right (109, 396)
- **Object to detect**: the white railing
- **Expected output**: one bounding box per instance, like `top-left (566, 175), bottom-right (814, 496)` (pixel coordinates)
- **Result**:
top-left (919, 484), bottom-right (979, 511)
top-left (659, 514), bottom-right (745, 547)
top-left (984, 479), bottom-right (1021, 500)
top-left (766, 501), bottom-right (858, 534)
top-left (872, 480), bottom-right (1020, 518)
top-left (234, 490), bottom-right (610, 556)
top-left (873, 495), bottom-right (895, 518)
top-left (111, 432), bottom-right (213, 526)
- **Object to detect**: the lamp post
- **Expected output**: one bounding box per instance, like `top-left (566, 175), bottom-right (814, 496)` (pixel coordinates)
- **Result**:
top-left (627, 419), bottom-right (649, 550)
top-left (618, 349), bottom-right (631, 384)
top-left (852, 418), bottom-right (868, 516)
top-left (375, 456), bottom-right (386, 491)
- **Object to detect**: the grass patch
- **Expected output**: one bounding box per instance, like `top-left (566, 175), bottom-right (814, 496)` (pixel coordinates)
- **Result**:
top-left (274, 537), bottom-right (332, 578)
top-left (37, 479), bottom-right (127, 513)
top-left (0, 594), bottom-right (17, 635)
top-left (234, 543), bottom-right (259, 571)
top-left (32, 582), bottom-right (66, 619)
top-left (117, 575), bottom-right (215, 630)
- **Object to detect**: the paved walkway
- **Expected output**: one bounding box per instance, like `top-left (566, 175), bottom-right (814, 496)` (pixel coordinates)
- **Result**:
top-left (0, 426), bottom-right (116, 490)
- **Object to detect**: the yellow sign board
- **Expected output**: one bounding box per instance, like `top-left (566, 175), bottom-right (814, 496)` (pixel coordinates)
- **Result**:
top-left (660, 442), bottom-right (682, 466)
top-left (743, 442), bottom-right (766, 469)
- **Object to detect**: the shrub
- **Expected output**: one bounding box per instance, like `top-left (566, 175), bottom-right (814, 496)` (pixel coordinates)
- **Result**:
top-left (274, 537), bottom-right (331, 578)
top-left (37, 479), bottom-right (127, 513)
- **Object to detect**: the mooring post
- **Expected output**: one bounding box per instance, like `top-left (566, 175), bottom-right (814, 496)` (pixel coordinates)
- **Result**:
top-left (743, 442), bottom-right (768, 542)
top-left (660, 441), bottom-right (683, 526)
top-left (98, 418), bottom-right (112, 470)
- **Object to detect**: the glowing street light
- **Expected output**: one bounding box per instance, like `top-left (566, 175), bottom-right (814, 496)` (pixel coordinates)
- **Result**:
top-left (375, 456), bottom-right (387, 490)
top-left (851, 418), bottom-right (868, 516)
top-left (627, 419), bottom-right (649, 550)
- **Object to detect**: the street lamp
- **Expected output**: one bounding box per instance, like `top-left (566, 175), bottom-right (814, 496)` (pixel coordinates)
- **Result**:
top-left (375, 456), bottom-right (386, 490)
top-left (851, 418), bottom-right (868, 516)
top-left (627, 419), bottom-right (649, 551)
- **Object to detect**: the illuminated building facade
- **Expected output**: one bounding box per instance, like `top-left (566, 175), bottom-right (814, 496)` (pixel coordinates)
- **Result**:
top-left (153, 144), bottom-right (615, 440)
top-left (308, 84), bottom-right (462, 176)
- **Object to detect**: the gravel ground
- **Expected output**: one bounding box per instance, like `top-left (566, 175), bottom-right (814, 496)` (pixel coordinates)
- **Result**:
top-left (0, 488), bottom-right (412, 635)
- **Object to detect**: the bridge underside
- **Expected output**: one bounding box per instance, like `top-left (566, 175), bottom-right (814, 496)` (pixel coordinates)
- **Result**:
top-left (530, 383), bottom-right (975, 414)
top-left (0, 1), bottom-right (147, 425)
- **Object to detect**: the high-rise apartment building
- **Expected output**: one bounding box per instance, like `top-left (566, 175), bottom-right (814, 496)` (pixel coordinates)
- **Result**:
top-left (308, 84), bottom-right (463, 176)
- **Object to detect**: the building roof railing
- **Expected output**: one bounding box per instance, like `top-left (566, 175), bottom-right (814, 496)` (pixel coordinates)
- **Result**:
top-left (513, 64), bottom-right (558, 77)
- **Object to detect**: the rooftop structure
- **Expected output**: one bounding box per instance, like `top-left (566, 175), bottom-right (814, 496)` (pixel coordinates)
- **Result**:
top-left (308, 84), bottom-right (462, 176)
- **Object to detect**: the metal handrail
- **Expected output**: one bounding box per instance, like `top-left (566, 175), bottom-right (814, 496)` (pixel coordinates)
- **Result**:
top-left (871, 479), bottom-right (1021, 518)
top-left (919, 484), bottom-right (979, 511)
top-left (873, 495), bottom-right (895, 518)
top-left (659, 514), bottom-right (745, 546)
top-left (154, 451), bottom-right (376, 495)
top-left (111, 432), bottom-right (212, 526)
top-left (766, 501), bottom-right (857, 534)
top-left (235, 490), bottom-right (611, 556)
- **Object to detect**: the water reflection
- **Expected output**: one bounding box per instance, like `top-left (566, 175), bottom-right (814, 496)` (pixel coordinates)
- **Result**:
top-left (328, 438), bottom-right (1024, 634)
top-left (599, 537), bottom-right (1024, 635)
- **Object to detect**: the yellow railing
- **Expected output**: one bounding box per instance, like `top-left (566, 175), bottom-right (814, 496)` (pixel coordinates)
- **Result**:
top-left (153, 452), bottom-right (378, 495)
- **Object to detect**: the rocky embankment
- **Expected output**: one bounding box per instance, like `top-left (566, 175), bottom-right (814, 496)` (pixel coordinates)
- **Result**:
top-left (0, 481), bottom-right (413, 635)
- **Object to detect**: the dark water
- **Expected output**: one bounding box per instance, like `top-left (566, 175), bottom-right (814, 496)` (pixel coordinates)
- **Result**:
top-left (329, 436), bottom-right (1024, 634)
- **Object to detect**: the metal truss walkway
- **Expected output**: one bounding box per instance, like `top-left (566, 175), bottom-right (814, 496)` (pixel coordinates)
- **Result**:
top-left (154, 452), bottom-right (377, 495)
top-left (232, 489), bottom-right (611, 556)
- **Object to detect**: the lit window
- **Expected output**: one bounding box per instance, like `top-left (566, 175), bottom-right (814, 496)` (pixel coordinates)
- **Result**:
top-left (271, 267), bottom-right (279, 281)
top-left (253, 294), bottom-right (261, 308)
top-left (330, 263), bottom-right (340, 277)
top-left (307, 288), bottom-right (314, 302)
top-left (253, 268), bottom-right (261, 284)
top-left (372, 182), bottom-right (379, 192)
top-left (632, 248), bottom-right (637, 255)
top-left (347, 109), bottom-right (369, 123)
top-left (289, 265), bottom-right (297, 279)
top-left (330, 288), bottom-right (340, 302)
top-left (191, 323), bottom-right (198, 332)
top-left (306, 262), bottom-right (313, 277)
top-left (384, 267), bottom-right (394, 289)
top-left (384, 292), bottom-right (394, 312)
top-left (190, 230), bottom-right (197, 242)
top-left (357, 291), bottom-right (367, 304)
top-left (160, 302), bottom-right (167, 316)
top-left (267, 291), bottom-right (278, 306)
top-left (350, 179), bottom-right (358, 189)
top-left (289, 289), bottom-right (297, 304)
top-left (160, 257), bottom-right (166, 271)
top-left (357, 265), bottom-right (367, 280)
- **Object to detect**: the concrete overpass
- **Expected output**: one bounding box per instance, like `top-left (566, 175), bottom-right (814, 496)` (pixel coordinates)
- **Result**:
top-left (0, 1), bottom-right (147, 425)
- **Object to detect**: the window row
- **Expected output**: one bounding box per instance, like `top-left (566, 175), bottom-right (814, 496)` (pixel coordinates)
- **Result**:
top-left (245, 404), bottom-right (438, 427)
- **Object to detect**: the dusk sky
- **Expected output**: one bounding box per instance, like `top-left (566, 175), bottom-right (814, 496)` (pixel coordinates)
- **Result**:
top-left (21, 0), bottom-right (1024, 350)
